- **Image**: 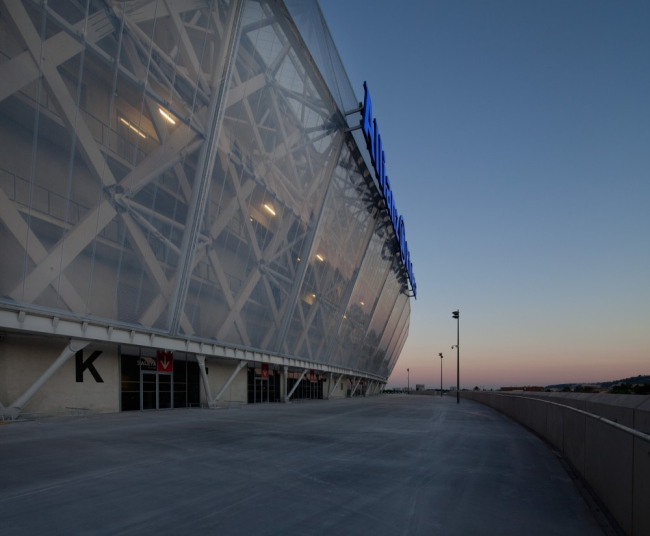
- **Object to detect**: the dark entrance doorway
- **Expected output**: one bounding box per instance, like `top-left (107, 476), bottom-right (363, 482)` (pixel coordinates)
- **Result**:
top-left (120, 346), bottom-right (200, 411)
top-left (141, 372), bottom-right (172, 410)
top-left (247, 366), bottom-right (281, 403)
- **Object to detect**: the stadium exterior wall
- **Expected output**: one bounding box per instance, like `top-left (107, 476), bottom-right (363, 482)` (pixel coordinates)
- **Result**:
top-left (0, 0), bottom-right (412, 417)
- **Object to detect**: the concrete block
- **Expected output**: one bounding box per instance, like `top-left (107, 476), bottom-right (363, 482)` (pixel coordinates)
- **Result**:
top-left (585, 394), bottom-right (647, 428)
top-left (495, 394), bottom-right (506, 413)
top-left (584, 419), bottom-right (633, 536)
top-left (526, 397), bottom-right (547, 438)
top-left (499, 395), bottom-right (514, 419)
top-left (563, 408), bottom-right (586, 475)
top-left (634, 398), bottom-right (650, 434)
top-left (633, 436), bottom-right (650, 536)
top-left (546, 392), bottom-right (595, 411)
top-left (518, 397), bottom-right (532, 428)
top-left (545, 403), bottom-right (563, 451)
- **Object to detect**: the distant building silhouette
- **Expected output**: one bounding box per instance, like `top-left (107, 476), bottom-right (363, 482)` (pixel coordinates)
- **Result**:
top-left (499, 386), bottom-right (545, 392)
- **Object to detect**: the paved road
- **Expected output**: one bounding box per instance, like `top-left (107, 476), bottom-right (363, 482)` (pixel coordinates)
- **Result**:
top-left (0, 395), bottom-right (605, 535)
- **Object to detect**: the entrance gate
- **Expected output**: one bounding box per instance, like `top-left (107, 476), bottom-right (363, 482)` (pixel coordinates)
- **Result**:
top-left (254, 377), bottom-right (269, 403)
top-left (141, 371), bottom-right (173, 410)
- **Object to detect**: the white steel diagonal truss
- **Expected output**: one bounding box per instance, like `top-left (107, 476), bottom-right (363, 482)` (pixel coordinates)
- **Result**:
top-left (0, 0), bottom-right (411, 386)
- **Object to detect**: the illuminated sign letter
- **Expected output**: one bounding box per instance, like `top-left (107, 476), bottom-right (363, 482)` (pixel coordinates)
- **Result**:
top-left (360, 82), bottom-right (416, 298)
top-left (361, 82), bottom-right (373, 141)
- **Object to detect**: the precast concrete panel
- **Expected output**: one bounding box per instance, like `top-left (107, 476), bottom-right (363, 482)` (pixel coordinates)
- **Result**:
top-left (203, 360), bottom-right (248, 405)
top-left (635, 399), bottom-right (650, 434)
top-left (584, 419), bottom-right (634, 536)
top-left (562, 408), bottom-right (586, 476)
top-left (585, 394), bottom-right (647, 428)
top-left (545, 403), bottom-right (564, 451)
top-left (0, 335), bottom-right (118, 414)
top-left (633, 435), bottom-right (650, 536)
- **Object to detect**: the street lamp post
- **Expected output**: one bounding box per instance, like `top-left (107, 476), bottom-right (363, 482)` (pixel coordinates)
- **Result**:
top-left (438, 353), bottom-right (443, 397)
top-left (452, 310), bottom-right (460, 403)
top-left (407, 368), bottom-right (410, 393)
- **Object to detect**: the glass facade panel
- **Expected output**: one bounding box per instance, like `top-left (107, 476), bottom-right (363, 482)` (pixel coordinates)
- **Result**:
top-left (0, 0), bottom-right (412, 382)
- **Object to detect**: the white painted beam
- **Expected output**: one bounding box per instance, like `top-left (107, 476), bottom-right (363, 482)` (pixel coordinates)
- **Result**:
top-left (2, 339), bottom-right (89, 420)
top-left (285, 368), bottom-right (309, 402)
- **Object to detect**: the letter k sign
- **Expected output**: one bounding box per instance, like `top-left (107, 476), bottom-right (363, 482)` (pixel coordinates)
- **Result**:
top-left (75, 350), bottom-right (104, 383)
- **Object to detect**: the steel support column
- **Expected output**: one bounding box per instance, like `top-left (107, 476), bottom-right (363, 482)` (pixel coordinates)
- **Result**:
top-left (167, 0), bottom-right (246, 334)
top-left (281, 365), bottom-right (289, 402)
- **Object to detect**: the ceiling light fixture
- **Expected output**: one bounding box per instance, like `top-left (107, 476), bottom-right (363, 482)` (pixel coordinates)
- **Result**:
top-left (119, 117), bottom-right (146, 139)
top-left (159, 108), bottom-right (176, 124)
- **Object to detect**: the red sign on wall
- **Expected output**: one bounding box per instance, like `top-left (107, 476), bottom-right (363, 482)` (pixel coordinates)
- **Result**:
top-left (261, 363), bottom-right (269, 379)
top-left (309, 369), bottom-right (315, 382)
top-left (157, 351), bottom-right (173, 372)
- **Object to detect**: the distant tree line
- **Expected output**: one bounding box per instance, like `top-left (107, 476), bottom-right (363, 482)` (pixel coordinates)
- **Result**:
top-left (550, 375), bottom-right (650, 395)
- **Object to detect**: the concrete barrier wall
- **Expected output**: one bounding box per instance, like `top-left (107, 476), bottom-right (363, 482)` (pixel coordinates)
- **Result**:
top-left (459, 391), bottom-right (650, 536)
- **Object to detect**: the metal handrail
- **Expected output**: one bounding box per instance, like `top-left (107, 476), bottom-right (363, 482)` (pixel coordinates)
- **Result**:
top-left (472, 392), bottom-right (650, 444)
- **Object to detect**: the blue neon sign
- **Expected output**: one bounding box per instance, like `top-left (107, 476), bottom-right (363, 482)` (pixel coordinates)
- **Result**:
top-left (360, 82), bottom-right (416, 298)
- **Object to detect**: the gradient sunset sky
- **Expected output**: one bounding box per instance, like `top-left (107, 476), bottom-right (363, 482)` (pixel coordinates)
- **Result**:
top-left (319, 0), bottom-right (650, 389)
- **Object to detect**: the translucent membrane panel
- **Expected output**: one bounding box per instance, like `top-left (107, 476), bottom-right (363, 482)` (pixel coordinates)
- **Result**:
top-left (372, 292), bottom-right (408, 373)
top-left (384, 321), bottom-right (410, 378)
top-left (281, 144), bottom-right (375, 361)
top-left (0, 0), bottom-right (411, 378)
top-left (382, 304), bottom-right (410, 377)
top-left (180, 0), bottom-right (342, 348)
top-left (0, 1), bottom-right (228, 331)
top-left (329, 223), bottom-right (393, 368)
top-left (283, 0), bottom-right (358, 113)
top-left (353, 268), bottom-right (402, 370)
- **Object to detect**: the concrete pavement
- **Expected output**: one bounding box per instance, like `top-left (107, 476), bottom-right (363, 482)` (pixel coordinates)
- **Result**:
top-left (0, 395), bottom-right (606, 535)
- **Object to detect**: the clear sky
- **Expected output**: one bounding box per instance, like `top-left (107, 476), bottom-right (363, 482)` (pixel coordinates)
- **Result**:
top-left (318, 1), bottom-right (650, 389)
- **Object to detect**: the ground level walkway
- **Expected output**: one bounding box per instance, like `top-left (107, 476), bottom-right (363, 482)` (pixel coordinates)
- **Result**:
top-left (0, 395), bottom-right (608, 535)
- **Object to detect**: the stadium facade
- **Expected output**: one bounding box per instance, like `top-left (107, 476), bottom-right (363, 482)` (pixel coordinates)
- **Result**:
top-left (0, 0), bottom-right (414, 418)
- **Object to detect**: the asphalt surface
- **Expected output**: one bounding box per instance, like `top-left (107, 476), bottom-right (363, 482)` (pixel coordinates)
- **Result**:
top-left (0, 394), bottom-right (605, 535)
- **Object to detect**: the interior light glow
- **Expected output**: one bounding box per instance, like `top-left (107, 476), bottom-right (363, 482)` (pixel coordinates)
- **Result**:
top-left (297, 257), bottom-right (301, 262)
top-left (316, 254), bottom-right (324, 262)
top-left (312, 294), bottom-right (316, 298)
top-left (119, 117), bottom-right (146, 139)
top-left (263, 204), bottom-right (276, 216)
top-left (159, 108), bottom-right (176, 124)
top-left (360, 302), bottom-right (365, 306)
